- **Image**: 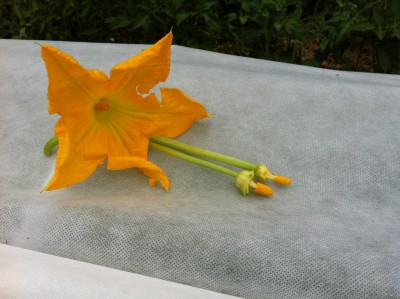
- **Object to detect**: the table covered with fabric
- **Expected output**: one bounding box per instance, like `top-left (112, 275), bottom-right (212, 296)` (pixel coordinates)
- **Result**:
top-left (1, 38), bottom-right (399, 298)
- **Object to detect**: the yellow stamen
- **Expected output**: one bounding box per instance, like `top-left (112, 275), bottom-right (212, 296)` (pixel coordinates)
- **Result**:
top-left (254, 183), bottom-right (274, 196)
top-left (273, 175), bottom-right (291, 185)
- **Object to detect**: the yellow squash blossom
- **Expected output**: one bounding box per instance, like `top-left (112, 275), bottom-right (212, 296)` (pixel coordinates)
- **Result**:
top-left (41, 33), bottom-right (209, 191)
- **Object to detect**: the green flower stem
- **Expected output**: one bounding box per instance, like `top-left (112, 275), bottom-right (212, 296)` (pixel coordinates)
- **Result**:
top-left (44, 136), bottom-right (59, 156)
top-left (149, 141), bottom-right (238, 178)
top-left (151, 136), bottom-right (256, 170)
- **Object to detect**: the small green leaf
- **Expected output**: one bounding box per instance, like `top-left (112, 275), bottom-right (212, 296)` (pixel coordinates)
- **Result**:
top-left (105, 17), bottom-right (132, 30)
top-left (377, 49), bottom-right (391, 73)
top-left (376, 27), bottom-right (385, 40)
top-left (320, 39), bottom-right (330, 52)
top-left (80, 3), bottom-right (91, 18)
top-left (176, 12), bottom-right (190, 26)
top-left (394, 27), bottom-right (400, 40)
top-left (372, 7), bottom-right (384, 26)
top-left (130, 15), bottom-right (148, 31)
top-left (239, 15), bottom-right (247, 25)
top-left (202, 14), bottom-right (220, 33)
top-left (227, 12), bottom-right (237, 23)
top-left (335, 22), bottom-right (352, 46)
top-left (18, 27), bottom-right (26, 38)
top-left (302, 59), bottom-right (320, 67)
top-left (196, 1), bottom-right (218, 11)
top-left (351, 22), bottom-right (375, 32)
top-left (273, 21), bottom-right (282, 31)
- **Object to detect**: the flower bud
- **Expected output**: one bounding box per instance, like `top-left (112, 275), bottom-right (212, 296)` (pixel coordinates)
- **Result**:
top-left (254, 164), bottom-right (270, 181)
top-left (235, 170), bottom-right (255, 196)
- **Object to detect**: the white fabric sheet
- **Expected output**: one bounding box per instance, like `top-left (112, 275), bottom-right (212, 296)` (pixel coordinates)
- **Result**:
top-left (0, 39), bottom-right (399, 298)
top-left (0, 244), bottom-right (240, 298)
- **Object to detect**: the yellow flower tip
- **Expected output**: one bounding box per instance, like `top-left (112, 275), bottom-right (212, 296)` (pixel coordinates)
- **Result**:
top-left (159, 180), bottom-right (171, 191)
top-left (273, 175), bottom-right (292, 185)
top-left (163, 182), bottom-right (172, 191)
top-left (148, 177), bottom-right (158, 187)
top-left (148, 178), bottom-right (171, 191)
top-left (254, 183), bottom-right (274, 196)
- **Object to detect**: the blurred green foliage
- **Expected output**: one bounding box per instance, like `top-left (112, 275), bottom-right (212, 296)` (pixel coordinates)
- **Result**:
top-left (1, 0), bottom-right (399, 73)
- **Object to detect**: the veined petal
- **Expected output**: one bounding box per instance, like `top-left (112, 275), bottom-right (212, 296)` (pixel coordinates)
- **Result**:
top-left (41, 45), bottom-right (108, 116)
top-left (152, 87), bottom-right (210, 138)
top-left (98, 88), bottom-right (209, 161)
top-left (105, 115), bottom-right (150, 160)
top-left (88, 69), bottom-right (109, 82)
top-left (107, 156), bottom-right (171, 190)
top-left (109, 32), bottom-right (172, 98)
top-left (44, 118), bottom-right (108, 191)
top-left (109, 88), bottom-right (209, 140)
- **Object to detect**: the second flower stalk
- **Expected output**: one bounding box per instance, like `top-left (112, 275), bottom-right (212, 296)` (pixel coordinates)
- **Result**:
top-left (150, 137), bottom-right (291, 197)
top-left (44, 136), bottom-right (291, 197)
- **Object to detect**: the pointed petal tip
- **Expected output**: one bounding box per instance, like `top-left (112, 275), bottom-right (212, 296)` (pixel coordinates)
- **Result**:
top-left (163, 183), bottom-right (172, 191)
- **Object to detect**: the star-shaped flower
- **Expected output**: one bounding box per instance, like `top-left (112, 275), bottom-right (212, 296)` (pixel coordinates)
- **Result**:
top-left (41, 33), bottom-right (209, 191)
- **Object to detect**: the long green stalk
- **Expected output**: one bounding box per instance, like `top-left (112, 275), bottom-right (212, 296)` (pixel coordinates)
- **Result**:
top-left (151, 136), bottom-right (256, 170)
top-left (149, 141), bottom-right (238, 178)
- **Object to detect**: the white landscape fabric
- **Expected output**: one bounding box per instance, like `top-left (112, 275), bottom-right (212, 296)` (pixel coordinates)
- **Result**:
top-left (0, 244), bottom-right (240, 298)
top-left (0, 39), bottom-right (399, 298)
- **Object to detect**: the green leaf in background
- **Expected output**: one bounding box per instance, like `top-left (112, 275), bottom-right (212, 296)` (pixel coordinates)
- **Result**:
top-left (1, 0), bottom-right (399, 73)
top-left (176, 12), bottom-right (190, 26)
top-left (392, 0), bottom-right (400, 39)
top-left (202, 13), bottom-right (220, 33)
top-left (130, 15), bottom-right (149, 31)
top-left (105, 16), bottom-right (132, 30)
top-left (377, 48), bottom-right (391, 72)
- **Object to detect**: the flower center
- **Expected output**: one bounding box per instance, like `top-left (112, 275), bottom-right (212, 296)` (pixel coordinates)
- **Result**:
top-left (94, 98), bottom-right (110, 112)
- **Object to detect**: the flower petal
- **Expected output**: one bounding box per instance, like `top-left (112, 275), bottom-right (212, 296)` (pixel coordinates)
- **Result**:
top-left (109, 88), bottom-right (209, 141)
top-left (151, 87), bottom-right (210, 138)
top-left (107, 156), bottom-right (171, 190)
top-left (101, 88), bottom-right (209, 161)
top-left (109, 32), bottom-right (172, 98)
top-left (44, 118), bottom-right (108, 191)
top-left (105, 116), bottom-right (150, 160)
top-left (41, 45), bottom-right (108, 116)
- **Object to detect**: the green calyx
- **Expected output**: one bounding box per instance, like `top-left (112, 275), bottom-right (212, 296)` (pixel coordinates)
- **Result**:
top-left (235, 170), bottom-right (255, 196)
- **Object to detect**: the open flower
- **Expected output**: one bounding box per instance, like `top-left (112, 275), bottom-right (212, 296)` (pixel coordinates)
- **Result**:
top-left (41, 33), bottom-right (209, 191)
